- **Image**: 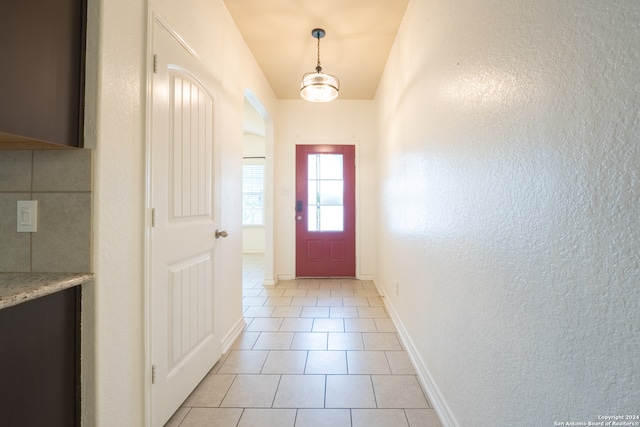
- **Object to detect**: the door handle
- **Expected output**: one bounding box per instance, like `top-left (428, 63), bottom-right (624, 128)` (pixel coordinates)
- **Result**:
top-left (296, 200), bottom-right (303, 221)
top-left (215, 229), bottom-right (228, 239)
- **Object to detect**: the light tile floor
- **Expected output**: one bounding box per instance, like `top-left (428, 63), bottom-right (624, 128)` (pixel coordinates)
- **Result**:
top-left (165, 254), bottom-right (442, 427)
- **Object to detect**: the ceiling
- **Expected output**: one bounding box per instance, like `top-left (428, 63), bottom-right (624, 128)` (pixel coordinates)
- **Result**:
top-left (223, 0), bottom-right (409, 100)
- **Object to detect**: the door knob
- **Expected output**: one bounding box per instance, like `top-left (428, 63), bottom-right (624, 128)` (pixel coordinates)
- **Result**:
top-left (215, 229), bottom-right (228, 239)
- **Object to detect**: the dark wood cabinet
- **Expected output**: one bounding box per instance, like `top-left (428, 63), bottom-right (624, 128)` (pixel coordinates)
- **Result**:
top-left (0, 287), bottom-right (80, 427)
top-left (0, 0), bottom-right (86, 149)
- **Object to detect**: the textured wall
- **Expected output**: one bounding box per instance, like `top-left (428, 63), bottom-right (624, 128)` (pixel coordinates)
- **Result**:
top-left (84, 0), bottom-right (147, 423)
top-left (375, 0), bottom-right (640, 425)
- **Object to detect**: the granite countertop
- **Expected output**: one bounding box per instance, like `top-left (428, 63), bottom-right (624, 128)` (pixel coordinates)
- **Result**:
top-left (0, 273), bottom-right (93, 310)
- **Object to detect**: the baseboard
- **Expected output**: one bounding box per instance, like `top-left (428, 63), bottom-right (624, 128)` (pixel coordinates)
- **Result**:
top-left (357, 273), bottom-right (375, 281)
top-left (263, 278), bottom-right (276, 287)
top-left (376, 280), bottom-right (459, 427)
top-left (277, 274), bottom-right (295, 281)
top-left (221, 316), bottom-right (246, 354)
top-left (372, 278), bottom-right (386, 297)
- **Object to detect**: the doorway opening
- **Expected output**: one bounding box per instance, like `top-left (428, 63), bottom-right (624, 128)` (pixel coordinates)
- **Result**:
top-left (242, 92), bottom-right (274, 287)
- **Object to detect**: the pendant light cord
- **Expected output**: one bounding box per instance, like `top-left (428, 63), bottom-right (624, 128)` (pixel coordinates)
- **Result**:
top-left (316, 34), bottom-right (322, 73)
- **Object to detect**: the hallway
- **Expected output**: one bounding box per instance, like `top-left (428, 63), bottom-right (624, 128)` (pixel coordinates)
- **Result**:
top-left (164, 254), bottom-right (442, 426)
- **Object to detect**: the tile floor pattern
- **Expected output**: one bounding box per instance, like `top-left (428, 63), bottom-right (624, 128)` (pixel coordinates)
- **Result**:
top-left (165, 254), bottom-right (442, 427)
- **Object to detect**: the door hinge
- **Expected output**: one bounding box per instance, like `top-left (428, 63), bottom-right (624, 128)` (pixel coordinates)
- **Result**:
top-left (151, 208), bottom-right (156, 227)
top-left (151, 364), bottom-right (156, 384)
top-left (153, 54), bottom-right (158, 73)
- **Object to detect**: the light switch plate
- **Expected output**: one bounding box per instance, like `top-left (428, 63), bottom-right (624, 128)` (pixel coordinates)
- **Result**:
top-left (17, 200), bottom-right (38, 232)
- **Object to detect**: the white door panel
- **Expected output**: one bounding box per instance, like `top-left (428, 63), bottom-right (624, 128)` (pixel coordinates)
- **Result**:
top-left (149, 20), bottom-right (222, 426)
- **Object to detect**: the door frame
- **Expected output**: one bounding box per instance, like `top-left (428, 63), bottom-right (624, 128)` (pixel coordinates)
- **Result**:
top-left (144, 13), bottom-right (157, 426)
top-left (290, 140), bottom-right (361, 279)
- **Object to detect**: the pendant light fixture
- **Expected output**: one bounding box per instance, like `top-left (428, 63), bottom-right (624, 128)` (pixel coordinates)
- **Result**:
top-left (300, 28), bottom-right (340, 102)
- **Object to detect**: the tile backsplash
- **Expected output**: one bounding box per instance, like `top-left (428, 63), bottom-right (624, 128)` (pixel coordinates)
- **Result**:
top-left (0, 150), bottom-right (91, 273)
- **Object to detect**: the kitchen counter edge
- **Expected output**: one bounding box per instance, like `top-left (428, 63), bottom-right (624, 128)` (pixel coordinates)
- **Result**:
top-left (0, 273), bottom-right (93, 310)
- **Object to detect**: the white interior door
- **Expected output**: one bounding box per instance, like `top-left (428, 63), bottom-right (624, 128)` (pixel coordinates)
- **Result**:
top-left (149, 20), bottom-right (222, 426)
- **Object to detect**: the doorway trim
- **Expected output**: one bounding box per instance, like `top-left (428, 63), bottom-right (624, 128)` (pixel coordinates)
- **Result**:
top-left (289, 139), bottom-right (362, 279)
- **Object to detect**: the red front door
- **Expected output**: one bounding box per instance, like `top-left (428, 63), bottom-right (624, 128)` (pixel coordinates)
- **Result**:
top-left (296, 145), bottom-right (356, 277)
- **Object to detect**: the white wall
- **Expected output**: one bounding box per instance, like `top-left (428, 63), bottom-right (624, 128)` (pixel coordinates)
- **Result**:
top-left (244, 134), bottom-right (266, 157)
top-left (274, 100), bottom-right (377, 280)
top-left (85, 0), bottom-right (277, 424)
top-left (83, 0), bottom-right (146, 424)
top-left (375, 0), bottom-right (640, 425)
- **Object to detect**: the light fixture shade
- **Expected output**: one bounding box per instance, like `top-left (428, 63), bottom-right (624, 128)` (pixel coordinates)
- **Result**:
top-left (300, 72), bottom-right (340, 102)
